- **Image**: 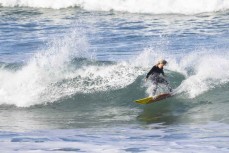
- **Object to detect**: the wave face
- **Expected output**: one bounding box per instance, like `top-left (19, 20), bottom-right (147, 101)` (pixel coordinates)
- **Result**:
top-left (0, 28), bottom-right (145, 107)
top-left (0, 12), bottom-right (229, 107)
top-left (0, 0), bottom-right (229, 14)
top-left (1, 38), bottom-right (229, 107)
top-left (0, 29), bottom-right (89, 107)
top-left (134, 48), bottom-right (229, 98)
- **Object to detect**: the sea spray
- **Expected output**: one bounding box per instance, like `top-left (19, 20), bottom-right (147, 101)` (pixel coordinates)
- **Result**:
top-left (133, 48), bottom-right (229, 98)
top-left (0, 0), bottom-right (229, 14)
top-left (1, 40), bottom-right (228, 107)
top-left (176, 51), bottom-right (229, 98)
top-left (0, 28), bottom-right (145, 107)
top-left (0, 28), bottom-right (89, 107)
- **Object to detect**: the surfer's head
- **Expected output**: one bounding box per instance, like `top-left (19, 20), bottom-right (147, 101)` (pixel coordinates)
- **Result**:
top-left (157, 59), bottom-right (167, 68)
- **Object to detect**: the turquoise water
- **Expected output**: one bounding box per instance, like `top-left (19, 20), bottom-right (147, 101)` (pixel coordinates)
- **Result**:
top-left (0, 1), bottom-right (229, 152)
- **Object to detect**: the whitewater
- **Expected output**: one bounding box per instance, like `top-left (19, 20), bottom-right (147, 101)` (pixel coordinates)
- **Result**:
top-left (0, 0), bottom-right (229, 14)
top-left (0, 1), bottom-right (229, 153)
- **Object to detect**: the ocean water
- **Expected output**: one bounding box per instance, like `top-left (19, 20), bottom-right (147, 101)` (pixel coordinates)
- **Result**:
top-left (0, 0), bottom-right (229, 152)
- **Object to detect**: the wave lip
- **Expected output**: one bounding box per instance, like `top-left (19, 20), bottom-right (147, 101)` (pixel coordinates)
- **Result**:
top-left (0, 0), bottom-right (78, 9)
top-left (0, 0), bottom-right (229, 14)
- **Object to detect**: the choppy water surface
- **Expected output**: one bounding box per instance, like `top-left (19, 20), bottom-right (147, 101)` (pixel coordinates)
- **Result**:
top-left (0, 1), bottom-right (229, 152)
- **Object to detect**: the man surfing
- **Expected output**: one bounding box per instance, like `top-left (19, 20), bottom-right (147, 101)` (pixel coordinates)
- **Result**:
top-left (145, 59), bottom-right (172, 96)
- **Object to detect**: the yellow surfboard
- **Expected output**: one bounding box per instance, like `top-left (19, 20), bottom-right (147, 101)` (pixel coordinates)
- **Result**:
top-left (135, 93), bottom-right (171, 104)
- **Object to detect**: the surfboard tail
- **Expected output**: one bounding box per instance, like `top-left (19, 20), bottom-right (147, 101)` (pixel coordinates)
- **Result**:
top-left (134, 93), bottom-right (172, 104)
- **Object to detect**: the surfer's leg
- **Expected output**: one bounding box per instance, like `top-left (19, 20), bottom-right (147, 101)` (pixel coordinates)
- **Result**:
top-left (151, 79), bottom-right (158, 95)
top-left (149, 75), bottom-right (158, 95)
top-left (152, 83), bottom-right (158, 95)
top-left (158, 77), bottom-right (172, 92)
top-left (166, 83), bottom-right (172, 92)
top-left (164, 80), bottom-right (172, 92)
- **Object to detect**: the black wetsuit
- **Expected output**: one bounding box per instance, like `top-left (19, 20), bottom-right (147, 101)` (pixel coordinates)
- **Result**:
top-left (146, 65), bottom-right (172, 95)
top-left (146, 65), bottom-right (165, 79)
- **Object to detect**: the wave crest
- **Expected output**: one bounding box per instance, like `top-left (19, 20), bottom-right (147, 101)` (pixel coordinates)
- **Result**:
top-left (1, 0), bottom-right (229, 14)
top-left (140, 49), bottom-right (229, 98)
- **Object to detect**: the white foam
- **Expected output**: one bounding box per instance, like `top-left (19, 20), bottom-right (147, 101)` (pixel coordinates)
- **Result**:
top-left (1, 123), bottom-right (229, 153)
top-left (175, 51), bottom-right (229, 98)
top-left (0, 28), bottom-right (90, 107)
top-left (134, 48), bottom-right (229, 98)
top-left (0, 28), bottom-right (145, 107)
top-left (1, 39), bottom-right (228, 106)
top-left (0, 0), bottom-right (229, 14)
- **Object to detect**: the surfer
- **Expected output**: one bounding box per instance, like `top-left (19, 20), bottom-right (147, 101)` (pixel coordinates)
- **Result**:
top-left (145, 59), bottom-right (172, 95)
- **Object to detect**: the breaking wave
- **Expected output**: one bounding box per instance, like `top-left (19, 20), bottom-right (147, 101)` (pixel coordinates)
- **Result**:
top-left (0, 0), bottom-right (229, 14)
top-left (0, 25), bottom-right (229, 107)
